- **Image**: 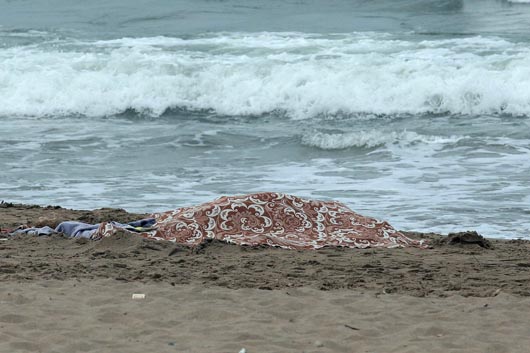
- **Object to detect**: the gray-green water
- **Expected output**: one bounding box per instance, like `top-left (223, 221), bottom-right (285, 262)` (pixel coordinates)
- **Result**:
top-left (1, 0), bottom-right (530, 238)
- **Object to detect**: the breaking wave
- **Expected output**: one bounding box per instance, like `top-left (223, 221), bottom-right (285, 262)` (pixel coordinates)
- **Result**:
top-left (1, 32), bottom-right (530, 118)
top-left (301, 130), bottom-right (462, 149)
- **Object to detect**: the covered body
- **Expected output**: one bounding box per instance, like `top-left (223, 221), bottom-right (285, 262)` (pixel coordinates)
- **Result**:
top-left (92, 193), bottom-right (425, 249)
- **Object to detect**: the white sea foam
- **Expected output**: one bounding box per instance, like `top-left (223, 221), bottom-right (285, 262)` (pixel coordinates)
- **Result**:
top-left (1, 32), bottom-right (530, 118)
top-left (301, 130), bottom-right (462, 149)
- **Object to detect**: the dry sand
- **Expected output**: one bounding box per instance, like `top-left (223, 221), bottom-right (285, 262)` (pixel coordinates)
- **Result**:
top-left (1, 202), bottom-right (530, 352)
top-left (2, 280), bottom-right (530, 353)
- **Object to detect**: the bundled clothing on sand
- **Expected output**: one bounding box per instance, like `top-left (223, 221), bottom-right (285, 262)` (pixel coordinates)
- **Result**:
top-left (13, 193), bottom-right (426, 249)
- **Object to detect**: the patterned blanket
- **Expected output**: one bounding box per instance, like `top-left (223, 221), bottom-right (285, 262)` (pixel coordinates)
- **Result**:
top-left (92, 193), bottom-right (427, 249)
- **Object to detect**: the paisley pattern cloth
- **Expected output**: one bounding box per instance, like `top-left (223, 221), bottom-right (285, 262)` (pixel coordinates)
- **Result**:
top-left (91, 192), bottom-right (427, 249)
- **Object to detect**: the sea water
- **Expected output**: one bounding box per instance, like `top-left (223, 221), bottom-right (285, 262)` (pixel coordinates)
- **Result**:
top-left (1, 0), bottom-right (530, 238)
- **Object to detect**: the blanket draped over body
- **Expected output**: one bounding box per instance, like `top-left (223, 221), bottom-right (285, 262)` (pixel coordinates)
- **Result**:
top-left (15, 193), bottom-right (426, 249)
top-left (95, 193), bottom-right (426, 249)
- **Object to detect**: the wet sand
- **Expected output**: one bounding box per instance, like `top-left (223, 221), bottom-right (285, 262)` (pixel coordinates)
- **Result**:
top-left (2, 203), bottom-right (530, 352)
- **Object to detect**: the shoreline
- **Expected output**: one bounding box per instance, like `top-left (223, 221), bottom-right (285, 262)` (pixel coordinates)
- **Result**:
top-left (0, 201), bottom-right (519, 241)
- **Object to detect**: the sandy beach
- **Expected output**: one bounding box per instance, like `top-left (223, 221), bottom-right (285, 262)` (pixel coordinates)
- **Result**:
top-left (2, 203), bottom-right (530, 352)
top-left (3, 1), bottom-right (530, 352)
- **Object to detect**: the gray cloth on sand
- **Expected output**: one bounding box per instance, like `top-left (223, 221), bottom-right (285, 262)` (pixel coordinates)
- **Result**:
top-left (11, 218), bottom-right (156, 239)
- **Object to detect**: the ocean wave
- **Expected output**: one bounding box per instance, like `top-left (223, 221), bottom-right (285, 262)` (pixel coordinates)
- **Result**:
top-left (301, 130), bottom-right (462, 149)
top-left (1, 32), bottom-right (530, 118)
